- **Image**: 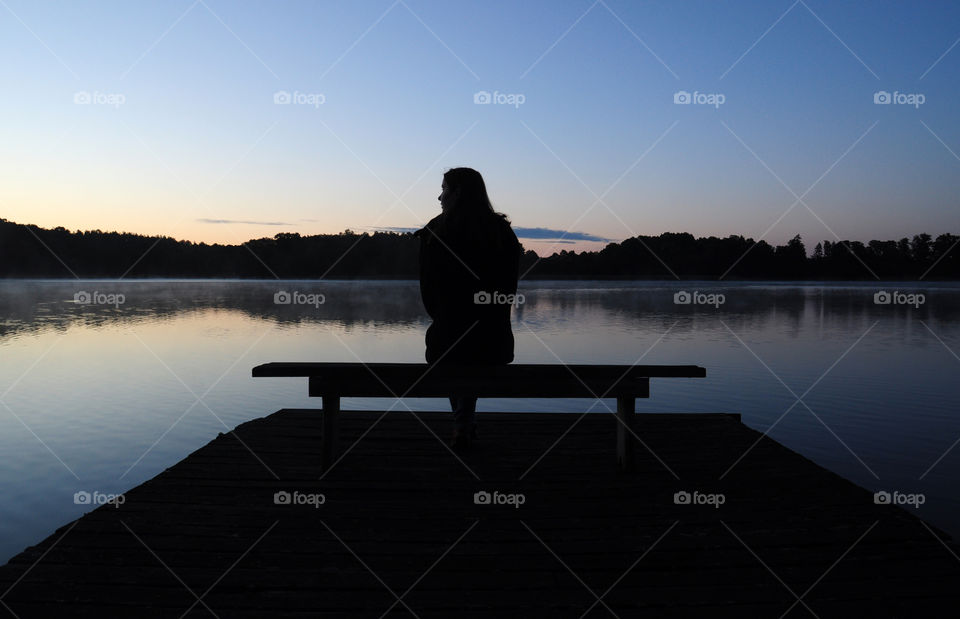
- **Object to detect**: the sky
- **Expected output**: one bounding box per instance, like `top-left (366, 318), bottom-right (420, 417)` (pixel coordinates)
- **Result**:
top-left (1, 0), bottom-right (958, 256)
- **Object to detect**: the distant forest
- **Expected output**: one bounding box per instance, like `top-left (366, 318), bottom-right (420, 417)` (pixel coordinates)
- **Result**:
top-left (1, 218), bottom-right (957, 280)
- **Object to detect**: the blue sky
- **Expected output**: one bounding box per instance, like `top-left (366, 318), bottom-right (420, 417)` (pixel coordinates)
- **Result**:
top-left (1, 0), bottom-right (958, 255)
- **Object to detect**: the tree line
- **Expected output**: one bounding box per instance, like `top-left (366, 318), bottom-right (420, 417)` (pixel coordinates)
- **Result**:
top-left (0, 218), bottom-right (956, 279)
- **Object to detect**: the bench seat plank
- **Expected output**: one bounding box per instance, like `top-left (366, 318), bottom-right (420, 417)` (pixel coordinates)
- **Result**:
top-left (253, 362), bottom-right (705, 380)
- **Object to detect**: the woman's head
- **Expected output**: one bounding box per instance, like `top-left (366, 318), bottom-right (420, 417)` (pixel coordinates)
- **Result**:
top-left (438, 167), bottom-right (494, 216)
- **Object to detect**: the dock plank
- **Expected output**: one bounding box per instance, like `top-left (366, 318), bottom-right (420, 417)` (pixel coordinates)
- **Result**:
top-left (1, 410), bottom-right (957, 617)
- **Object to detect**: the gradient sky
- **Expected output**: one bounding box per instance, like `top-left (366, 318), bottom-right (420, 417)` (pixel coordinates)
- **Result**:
top-left (1, 0), bottom-right (958, 256)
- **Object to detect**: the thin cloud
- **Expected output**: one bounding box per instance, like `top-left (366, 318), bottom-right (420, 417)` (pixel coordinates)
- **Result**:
top-left (197, 218), bottom-right (294, 226)
top-left (513, 227), bottom-right (612, 243)
top-left (368, 225), bottom-right (611, 243)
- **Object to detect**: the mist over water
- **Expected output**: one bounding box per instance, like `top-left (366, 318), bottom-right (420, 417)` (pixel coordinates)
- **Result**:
top-left (1, 279), bottom-right (958, 563)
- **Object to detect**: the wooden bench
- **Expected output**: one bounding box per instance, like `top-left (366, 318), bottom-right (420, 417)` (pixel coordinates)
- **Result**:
top-left (252, 362), bottom-right (706, 471)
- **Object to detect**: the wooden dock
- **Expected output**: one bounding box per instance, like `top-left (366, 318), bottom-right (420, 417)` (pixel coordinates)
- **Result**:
top-left (1, 410), bottom-right (958, 617)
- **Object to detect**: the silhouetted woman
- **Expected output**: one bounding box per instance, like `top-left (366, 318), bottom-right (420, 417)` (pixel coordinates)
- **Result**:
top-left (416, 168), bottom-right (522, 450)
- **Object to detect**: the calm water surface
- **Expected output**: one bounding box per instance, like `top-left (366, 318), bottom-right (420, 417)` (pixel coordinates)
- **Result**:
top-left (1, 280), bottom-right (958, 563)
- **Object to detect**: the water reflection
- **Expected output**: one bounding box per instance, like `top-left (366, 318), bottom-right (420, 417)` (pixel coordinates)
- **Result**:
top-left (1, 279), bottom-right (959, 565)
top-left (0, 280), bottom-right (426, 340)
top-left (3, 280), bottom-right (955, 341)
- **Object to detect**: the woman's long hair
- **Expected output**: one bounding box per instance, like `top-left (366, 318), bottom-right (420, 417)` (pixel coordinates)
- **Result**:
top-left (436, 168), bottom-right (510, 245)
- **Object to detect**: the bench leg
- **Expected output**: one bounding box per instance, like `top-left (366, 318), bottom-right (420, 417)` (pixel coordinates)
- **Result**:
top-left (321, 395), bottom-right (340, 472)
top-left (616, 396), bottom-right (635, 472)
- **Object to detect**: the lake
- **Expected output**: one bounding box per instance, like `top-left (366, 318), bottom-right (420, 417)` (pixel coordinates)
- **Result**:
top-left (1, 279), bottom-right (958, 564)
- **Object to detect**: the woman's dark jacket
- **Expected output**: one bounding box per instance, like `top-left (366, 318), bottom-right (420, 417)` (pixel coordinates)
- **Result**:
top-left (417, 211), bottom-right (522, 365)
